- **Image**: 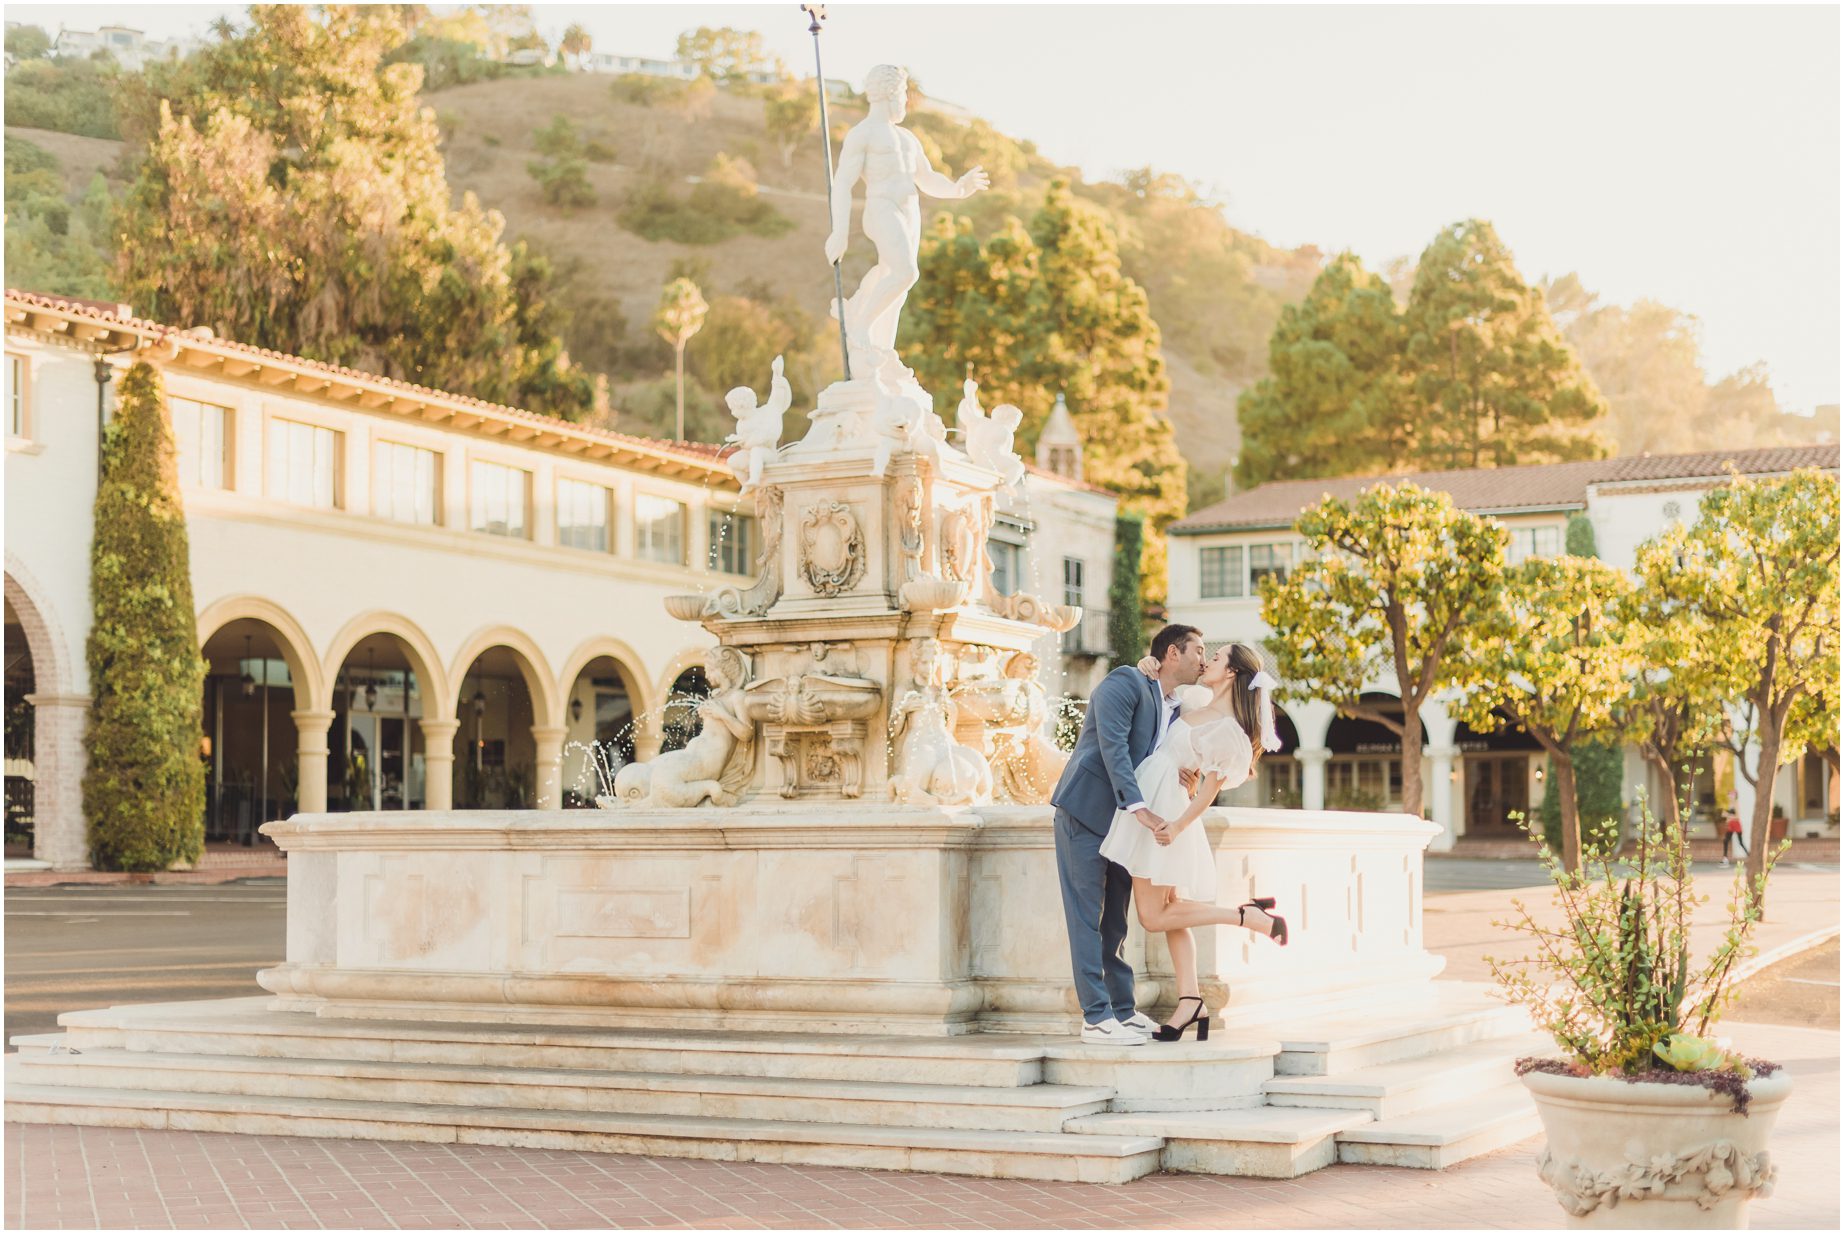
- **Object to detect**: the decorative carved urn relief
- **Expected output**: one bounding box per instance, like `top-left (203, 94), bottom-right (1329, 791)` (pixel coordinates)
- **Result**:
top-left (798, 500), bottom-right (867, 597)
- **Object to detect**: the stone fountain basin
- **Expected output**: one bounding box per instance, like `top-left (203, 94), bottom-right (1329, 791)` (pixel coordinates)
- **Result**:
top-left (258, 806), bottom-right (1442, 1036)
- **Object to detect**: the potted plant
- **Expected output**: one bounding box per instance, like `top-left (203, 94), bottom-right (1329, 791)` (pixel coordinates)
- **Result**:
top-left (1488, 812), bottom-right (1790, 1228)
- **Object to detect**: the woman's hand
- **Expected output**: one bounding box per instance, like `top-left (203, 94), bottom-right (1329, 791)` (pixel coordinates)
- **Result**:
top-left (1137, 655), bottom-right (1159, 678)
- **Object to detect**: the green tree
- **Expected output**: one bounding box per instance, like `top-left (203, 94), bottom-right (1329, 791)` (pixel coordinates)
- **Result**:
top-left (2, 55), bottom-right (121, 138)
top-left (652, 277), bottom-right (708, 441)
top-left (527, 115), bottom-right (593, 208)
top-left (115, 5), bottom-right (598, 419)
top-left (1261, 483), bottom-right (1508, 819)
top-left (1456, 556), bottom-right (1641, 872)
top-left (685, 292), bottom-right (825, 442)
top-left (3, 138), bottom-right (117, 300)
top-left (558, 22), bottom-right (591, 69)
top-left (1108, 513), bottom-right (1146, 668)
top-left (1617, 528), bottom-right (1735, 837)
top-left (1235, 252), bottom-right (1414, 488)
top-left (1666, 470), bottom-right (1840, 910)
top-left (903, 181), bottom-right (1183, 606)
top-left (5, 24), bottom-right (51, 59)
top-left (83, 363), bottom-right (208, 872)
top-left (674, 26), bottom-right (780, 83)
top-left (1403, 220), bottom-right (1611, 470)
top-left (763, 83), bottom-right (818, 168)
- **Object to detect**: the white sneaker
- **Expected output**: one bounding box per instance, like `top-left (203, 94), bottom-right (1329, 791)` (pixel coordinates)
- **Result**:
top-left (1080, 1018), bottom-right (1148, 1046)
top-left (1121, 1011), bottom-right (1159, 1035)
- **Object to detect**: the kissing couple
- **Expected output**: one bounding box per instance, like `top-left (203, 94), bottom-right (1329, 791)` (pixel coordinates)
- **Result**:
top-left (1048, 624), bottom-right (1287, 1046)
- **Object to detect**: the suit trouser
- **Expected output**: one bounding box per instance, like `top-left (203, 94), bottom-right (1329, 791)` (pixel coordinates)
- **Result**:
top-left (1054, 806), bottom-right (1137, 1024)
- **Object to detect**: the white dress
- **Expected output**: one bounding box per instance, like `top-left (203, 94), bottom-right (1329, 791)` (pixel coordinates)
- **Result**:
top-left (1098, 699), bottom-right (1254, 903)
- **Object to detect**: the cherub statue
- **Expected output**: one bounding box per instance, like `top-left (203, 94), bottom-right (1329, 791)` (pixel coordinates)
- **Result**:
top-left (825, 64), bottom-right (989, 371)
top-left (888, 638), bottom-right (991, 806)
top-left (723, 356), bottom-right (791, 491)
top-left (955, 379), bottom-right (1025, 491)
top-left (989, 650), bottom-right (1068, 804)
top-left (870, 353), bottom-right (947, 479)
top-left (612, 648), bottom-right (755, 808)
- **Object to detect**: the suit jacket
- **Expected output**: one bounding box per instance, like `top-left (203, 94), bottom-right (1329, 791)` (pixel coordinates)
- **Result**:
top-left (1050, 664), bottom-right (1167, 837)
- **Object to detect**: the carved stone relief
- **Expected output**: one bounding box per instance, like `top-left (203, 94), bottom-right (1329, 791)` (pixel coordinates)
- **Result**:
top-left (798, 500), bottom-right (868, 597)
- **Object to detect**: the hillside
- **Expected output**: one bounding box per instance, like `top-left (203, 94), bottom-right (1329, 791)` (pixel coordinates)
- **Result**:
top-left (426, 72), bottom-right (1317, 491)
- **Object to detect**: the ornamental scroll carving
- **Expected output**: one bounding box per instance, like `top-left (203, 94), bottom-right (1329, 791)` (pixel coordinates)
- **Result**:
top-left (1535, 1142), bottom-right (1776, 1217)
top-left (798, 500), bottom-right (867, 597)
top-left (666, 486), bottom-right (785, 621)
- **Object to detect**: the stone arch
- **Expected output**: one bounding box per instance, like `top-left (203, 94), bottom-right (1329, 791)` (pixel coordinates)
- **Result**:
top-left (3, 554), bottom-right (73, 696)
top-left (195, 595), bottom-right (324, 712)
top-left (556, 636), bottom-right (656, 722)
top-left (448, 626), bottom-right (560, 727)
top-left (322, 612), bottom-right (450, 723)
top-left (654, 644), bottom-right (712, 715)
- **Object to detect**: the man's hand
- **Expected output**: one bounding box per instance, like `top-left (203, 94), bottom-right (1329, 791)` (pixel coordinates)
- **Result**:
top-left (1135, 808), bottom-right (1165, 834)
top-left (824, 230), bottom-right (847, 265)
top-left (1179, 767), bottom-right (1200, 794)
top-left (1152, 817), bottom-right (1174, 847)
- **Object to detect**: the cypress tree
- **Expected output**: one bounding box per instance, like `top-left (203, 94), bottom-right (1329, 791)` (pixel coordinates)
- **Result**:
top-left (83, 362), bottom-right (207, 870)
top-left (1108, 513), bottom-right (1146, 668)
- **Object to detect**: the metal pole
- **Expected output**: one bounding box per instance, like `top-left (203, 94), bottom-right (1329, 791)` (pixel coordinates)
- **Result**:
top-left (258, 655), bottom-right (269, 843)
top-left (803, 4), bottom-right (852, 382)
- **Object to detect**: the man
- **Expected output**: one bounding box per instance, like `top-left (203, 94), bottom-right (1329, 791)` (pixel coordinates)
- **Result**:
top-left (1049, 624), bottom-right (1206, 1045)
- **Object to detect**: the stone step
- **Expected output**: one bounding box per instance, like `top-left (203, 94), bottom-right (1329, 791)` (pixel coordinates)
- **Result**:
top-left (13, 1047), bottom-right (1114, 1134)
top-left (1264, 1032), bottom-right (1551, 1118)
top-left (1067, 1106), bottom-right (1374, 1179)
top-left (48, 998), bottom-right (1048, 1088)
top-left (1267, 993), bottom-right (1533, 1076)
top-left (41, 998), bottom-right (1281, 1112)
top-left (3, 1063), bottom-right (1165, 1186)
top-left (1334, 1082), bottom-right (1543, 1169)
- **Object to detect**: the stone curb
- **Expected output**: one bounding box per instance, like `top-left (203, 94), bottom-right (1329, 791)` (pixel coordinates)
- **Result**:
top-left (4, 864), bottom-right (286, 888)
top-left (1730, 923), bottom-right (1842, 985)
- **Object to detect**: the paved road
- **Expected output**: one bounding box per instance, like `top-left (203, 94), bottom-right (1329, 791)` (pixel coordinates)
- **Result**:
top-left (2, 880), bottom-right (284, 1050)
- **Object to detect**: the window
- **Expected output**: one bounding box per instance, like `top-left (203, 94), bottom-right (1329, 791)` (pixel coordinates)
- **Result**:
top-left (469, 460), bottom-right (529, 538)
top-left (989, 539), bottom-right (1023, 595)
top-left (1507, 525), bottom-right (1562, 564)
top-left (1062, 557), bottom-right (1085, 609)
top-left (557, 477), bottom-right (611, 552)
top-left (708, 509), bottom-right (758, 575)
top-left (1248, 543), bottom-right (1293, 591)
top-left (1200, 545), bottom-right (1244, 599)
top-left (373, 440), bottom-right (440, 525)
top-left (6, 353), bottom-right (26, 438)
top-left (635, 494), bottom-right (685, 564)
top-left (1046, 444), bottom-right (1079, 478)
top-left (171, 398), bottom-right (233, 490)
top-left (265, 419), bottom-right (342, 509)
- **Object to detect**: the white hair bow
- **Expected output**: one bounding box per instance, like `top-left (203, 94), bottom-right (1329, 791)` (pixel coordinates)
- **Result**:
top-left (1246, 670), bottom-right (1282, 751)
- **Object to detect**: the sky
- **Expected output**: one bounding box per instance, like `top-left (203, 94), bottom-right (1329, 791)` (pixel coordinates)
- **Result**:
top-left (17, 2), bottom-right (1840, 413)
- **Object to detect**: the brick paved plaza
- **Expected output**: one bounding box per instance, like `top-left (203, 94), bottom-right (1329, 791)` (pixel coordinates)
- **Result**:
top-left (5, 1019), bottom-right (1835, 1230)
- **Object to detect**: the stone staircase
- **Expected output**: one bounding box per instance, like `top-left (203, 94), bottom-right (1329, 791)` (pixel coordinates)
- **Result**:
top-left (6, 984), bottom-right (1545, 1184)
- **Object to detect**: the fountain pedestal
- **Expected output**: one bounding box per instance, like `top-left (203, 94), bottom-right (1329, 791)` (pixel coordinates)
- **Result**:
top-left (257, 805), bottom-right (1443, 1035)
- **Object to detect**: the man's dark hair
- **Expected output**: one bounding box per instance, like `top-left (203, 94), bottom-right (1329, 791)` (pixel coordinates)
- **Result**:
top-left (1149, 623), bottom-right (1203, 664)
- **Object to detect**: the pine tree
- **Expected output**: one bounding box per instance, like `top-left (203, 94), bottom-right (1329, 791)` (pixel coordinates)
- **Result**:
top-left (1235, 252), bottom-right (1413, 489)
top-left (1403, 220), bottom-right (1611, 469)
top-left (115, 5), bottom-right (598, 419)
top-left (903, 181), bottom-right (1184, 606)
top-left (83, 363), bottom-right (208, 871)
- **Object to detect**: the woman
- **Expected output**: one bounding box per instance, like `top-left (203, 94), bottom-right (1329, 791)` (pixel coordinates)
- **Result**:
top-left (1098, 642), bottom-right (1288, 1042)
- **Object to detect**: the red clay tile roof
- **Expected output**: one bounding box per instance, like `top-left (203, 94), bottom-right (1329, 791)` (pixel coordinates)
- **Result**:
top-left (1172, 444), bottom-right (1842, 534)
top-left (4, 288), bottom-right (728, 467)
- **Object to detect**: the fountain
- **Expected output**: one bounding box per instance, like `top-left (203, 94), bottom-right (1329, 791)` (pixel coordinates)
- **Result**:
top-left (8, 58), bottom-right (1524, 1185)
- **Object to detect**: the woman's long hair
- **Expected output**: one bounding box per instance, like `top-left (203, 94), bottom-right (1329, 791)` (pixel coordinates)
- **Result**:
top-left (1225, 643), bottom-right (1270, 765)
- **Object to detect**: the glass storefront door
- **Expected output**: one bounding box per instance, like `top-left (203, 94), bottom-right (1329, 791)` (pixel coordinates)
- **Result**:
top-left (1466, 755), bottom-right (1531, 835)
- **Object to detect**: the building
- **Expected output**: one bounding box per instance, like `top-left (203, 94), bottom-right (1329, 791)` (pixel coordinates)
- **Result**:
top-left (4, 290), bottom-right (1115, 869)
top-left (45, 25), bottom-right (195, 71)
top-left (1167, 447), bottom-right (1841, 849)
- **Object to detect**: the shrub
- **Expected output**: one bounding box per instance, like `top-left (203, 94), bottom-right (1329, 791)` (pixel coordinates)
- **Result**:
top-left (1108, 513), bottom-right (1145, 668)
top-left (609, 73), bottom-right (686, 106)
top-left (583, 138), bottom-right (616, 164)
top-left (527, 153), bottom-right (594, 208)
top-left (82, 363), bottom-right (207, 871)
top-left (617, 178), bottom-right (734, 244)
top-left (384, 34), bottom-right (507, 91)
top-left (1536, 738), bottom-right (1626, 853)
top-left (3, 56), bottom-right (122, 138)
top-left (1489, 810), bottom-right (1785, 1110)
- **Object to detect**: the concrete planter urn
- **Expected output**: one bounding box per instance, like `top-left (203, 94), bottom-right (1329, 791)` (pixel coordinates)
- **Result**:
top-left (1521, 1065), bottom-right (1791, 1229)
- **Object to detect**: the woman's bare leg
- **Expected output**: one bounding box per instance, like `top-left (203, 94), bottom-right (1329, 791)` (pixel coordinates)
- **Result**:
top-left (1134, 877), bottom-right (1277, 937)
top-left (1164, 920), bottom-right (1201, 1028)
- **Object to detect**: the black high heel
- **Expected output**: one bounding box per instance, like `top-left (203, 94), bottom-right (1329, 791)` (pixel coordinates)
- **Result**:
top-left (1153, 995), bottom-right (1210, 1042)
top-left (1239, 900), bottom-right (1288, 946)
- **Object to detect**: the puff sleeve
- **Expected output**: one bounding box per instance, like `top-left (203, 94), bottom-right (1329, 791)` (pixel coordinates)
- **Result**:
top-left (1191, 717), bottom-right (1255, 789)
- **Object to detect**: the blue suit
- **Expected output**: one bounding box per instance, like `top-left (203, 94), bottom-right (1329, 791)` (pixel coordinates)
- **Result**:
top-left (1048, 664), bottom-right (1168, 1024)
